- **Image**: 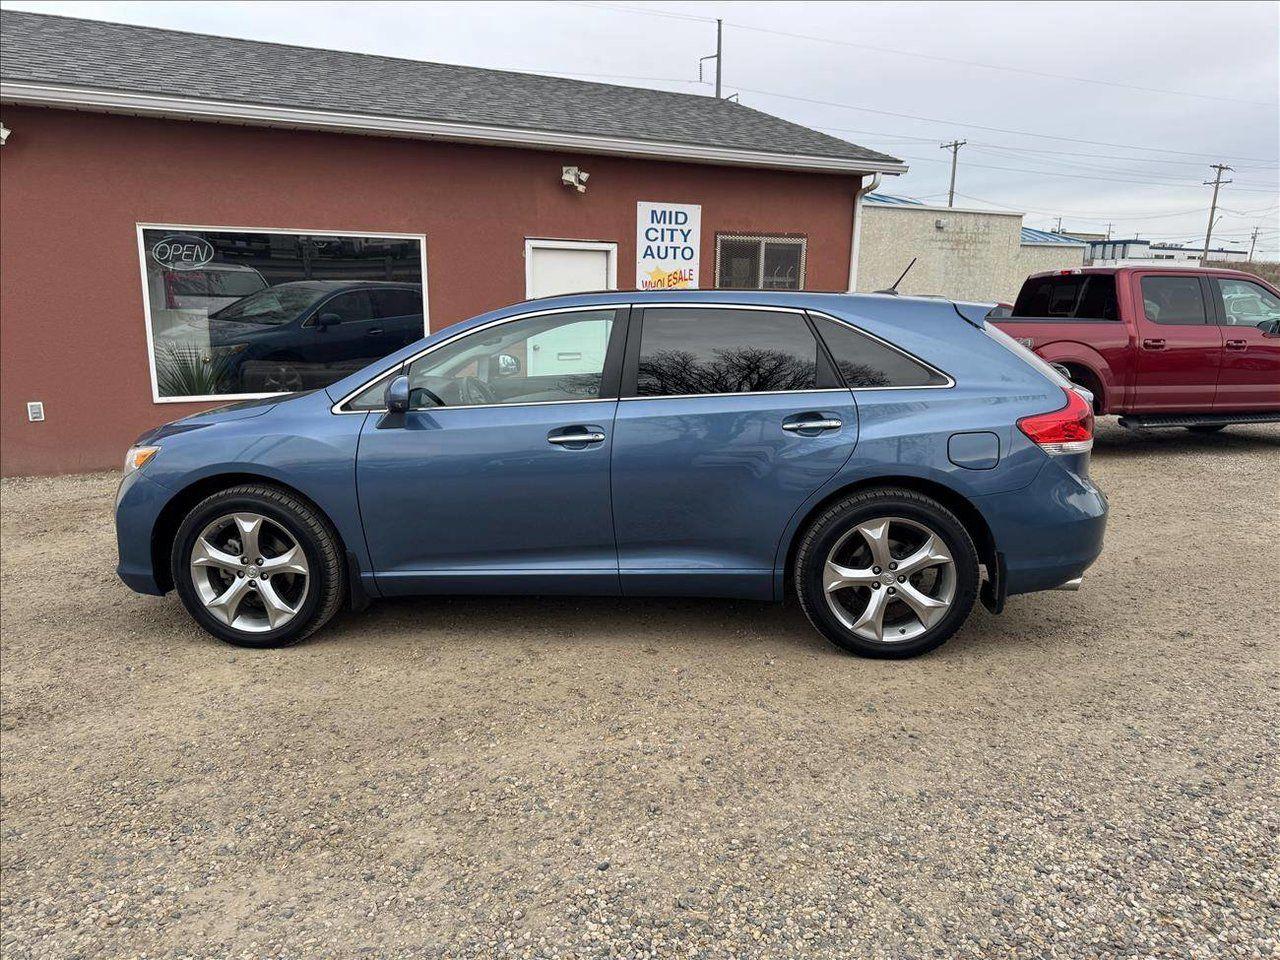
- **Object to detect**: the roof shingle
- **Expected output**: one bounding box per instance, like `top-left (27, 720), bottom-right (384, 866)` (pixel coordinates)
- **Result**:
top-left (0, 10), bottom-right (902, 170)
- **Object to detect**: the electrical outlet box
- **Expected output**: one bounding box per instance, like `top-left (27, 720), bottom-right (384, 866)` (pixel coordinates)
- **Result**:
top-left (27, 401), bottom-right (45, 422)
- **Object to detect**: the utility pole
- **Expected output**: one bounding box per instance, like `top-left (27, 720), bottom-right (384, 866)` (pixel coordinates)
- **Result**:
top-left (1247, 225), bottom-right (1260, 261)
top-left (1105, 222), bottom-right (1113, 240)
top-left (940, 139), bottom-right (966, 208)
top-left (1054, 216), bottom-right (1063, 233)
top-left (699, 19), bottom-right (723, 98)
top-left (1201, 163), bottom-right (1232, 265)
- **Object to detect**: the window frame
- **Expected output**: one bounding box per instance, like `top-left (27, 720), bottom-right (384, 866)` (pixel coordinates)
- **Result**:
top-left (1137, 273), bottom-right (1211, 327)
top-left (136, 223), bottom-right (429, 404)
top-left (714, 234), bottom-right (808, 291)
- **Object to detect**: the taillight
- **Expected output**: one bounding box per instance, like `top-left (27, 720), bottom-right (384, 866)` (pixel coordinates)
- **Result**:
top-left (1018, 388), bottom-right (1094, 455)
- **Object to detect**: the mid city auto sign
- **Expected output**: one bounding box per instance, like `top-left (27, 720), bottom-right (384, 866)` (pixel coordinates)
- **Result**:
top-left (636, 201), bottom-right (701, 290)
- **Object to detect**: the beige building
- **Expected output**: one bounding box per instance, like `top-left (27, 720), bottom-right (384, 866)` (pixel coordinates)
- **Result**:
top-left (855, 194), bottom-right (1088, 302)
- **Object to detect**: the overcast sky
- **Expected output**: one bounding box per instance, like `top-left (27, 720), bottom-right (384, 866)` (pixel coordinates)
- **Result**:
top-left (5, 0), bottom-right (1278, 257)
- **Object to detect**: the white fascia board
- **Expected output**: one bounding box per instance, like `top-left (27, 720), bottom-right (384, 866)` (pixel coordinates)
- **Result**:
top-left (0, 81), bottom-right (910, 176)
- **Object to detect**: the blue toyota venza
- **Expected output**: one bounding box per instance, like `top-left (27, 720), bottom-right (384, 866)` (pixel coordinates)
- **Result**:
top-left (116, 291), bottom-right (1107, 658)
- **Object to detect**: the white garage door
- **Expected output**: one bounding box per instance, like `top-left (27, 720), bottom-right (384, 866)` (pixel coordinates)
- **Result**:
top-left (525, 239), bottom-right (618, 299)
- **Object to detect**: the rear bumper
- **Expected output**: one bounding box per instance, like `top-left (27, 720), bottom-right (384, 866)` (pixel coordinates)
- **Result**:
top-left (115, 470), bottom-right (171, 596)
top-left (976, 458), bottom-right (1108, 598)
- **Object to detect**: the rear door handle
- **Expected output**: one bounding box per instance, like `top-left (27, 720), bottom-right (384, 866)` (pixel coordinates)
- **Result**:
top-left (1225, 339), bottom-right (1248, 351)
top-left (782, 418), bottom-right (842, 433)
top-left (1141, 338), bottom-right (1166, 350)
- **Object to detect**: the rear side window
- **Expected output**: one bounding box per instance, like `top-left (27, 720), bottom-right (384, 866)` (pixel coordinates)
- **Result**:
top-left (635, 308), bottom-right (818, 396)
top-left (1141, 276), bottom-right (1207, 325)
top-left (811, 315), bottom-right (949, 389)
top-left (1012, 275), bottom-right (1117, 320)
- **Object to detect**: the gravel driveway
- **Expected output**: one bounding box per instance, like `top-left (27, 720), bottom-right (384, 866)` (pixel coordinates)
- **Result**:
top-left (2, 421), bottom-right (1277, 959)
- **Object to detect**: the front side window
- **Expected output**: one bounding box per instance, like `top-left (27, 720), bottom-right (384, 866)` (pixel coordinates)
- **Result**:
top-left (635, 308), bottom-right (818, 396)
top-left (1141, 276), bottom-right (1207, 325)
top-left (811, 315), bottom-right (949, 388)
top-left (715, 235), bottom-right (806, 290)
top-left (391, 310), bottom-right (617, 409)
top-left (1217, 278), bottom-right (1280, 328)
top-left (141, 226), bottom-right (424, 400)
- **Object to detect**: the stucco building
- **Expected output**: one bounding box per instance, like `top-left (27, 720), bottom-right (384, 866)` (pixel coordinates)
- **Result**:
top-left (856, 194), bottom-right (1087, 302)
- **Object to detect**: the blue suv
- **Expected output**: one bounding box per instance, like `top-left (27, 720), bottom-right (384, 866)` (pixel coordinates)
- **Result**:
top-left (116, 291), bottom-right (1107, 658)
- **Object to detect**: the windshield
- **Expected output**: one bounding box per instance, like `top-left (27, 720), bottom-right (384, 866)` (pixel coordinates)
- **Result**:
top-left (209, 286), bottom-right (329, 324)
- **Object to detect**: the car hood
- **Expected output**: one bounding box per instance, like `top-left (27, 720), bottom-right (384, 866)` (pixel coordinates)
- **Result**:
top-left (158, 317), bottom-right (282, 344)
top-left (134, 391), bottom-right (317, 444)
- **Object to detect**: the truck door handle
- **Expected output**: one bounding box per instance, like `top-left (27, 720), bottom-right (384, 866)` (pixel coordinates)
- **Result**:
top-left (1141, 338), bottom-right (1166, 350)
top-left (1225, 339), bottom-right (1248, 351)
top-left (782, 418), bottom-right (842, 433)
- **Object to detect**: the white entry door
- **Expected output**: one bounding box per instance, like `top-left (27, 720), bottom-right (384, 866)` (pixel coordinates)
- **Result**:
top-left (525, 239), bottom-right (618, 299)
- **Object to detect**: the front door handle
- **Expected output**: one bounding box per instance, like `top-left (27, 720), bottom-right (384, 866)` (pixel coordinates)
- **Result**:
top-left (782, 418), bottom-right (843, 433)
top-left (547, 428), bottom-right (606, 446)
top-left (1142, 338), bottom-right (1166, 350)
top-left (366, 328), bottom-right (384, 336)
top-left (1225, 338), bottom-right (1248, 351)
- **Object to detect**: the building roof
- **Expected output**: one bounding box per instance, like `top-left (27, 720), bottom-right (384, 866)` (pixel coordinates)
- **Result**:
top-left (864, 192), bottom-right (924, 206)
top-left (1020, 226), bottom-right (1088, 246)
top-left (0, 10), bottom-right (905, 175)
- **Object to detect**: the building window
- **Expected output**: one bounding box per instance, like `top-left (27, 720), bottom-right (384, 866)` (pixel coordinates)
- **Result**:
top-left (715, 235), bottom-right (806, 290)
top-left (139, 225), bottom-right (426, 402)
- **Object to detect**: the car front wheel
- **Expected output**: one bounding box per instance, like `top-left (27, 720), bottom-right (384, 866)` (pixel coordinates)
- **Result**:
top-left (794, 488), bottom-right (979, 658)
top-left (171, 484), bottom-right (345, 648)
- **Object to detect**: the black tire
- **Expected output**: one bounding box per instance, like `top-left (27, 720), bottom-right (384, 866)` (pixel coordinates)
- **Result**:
top-left (793, 487), bottom-right (980, 659)
top-left (1186, 424), bottom-right (1226, 434)
top-left (171, 484), bottom-right (345, 648)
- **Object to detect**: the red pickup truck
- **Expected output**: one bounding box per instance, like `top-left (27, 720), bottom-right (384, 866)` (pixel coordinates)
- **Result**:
top-left (991, 266), bottom-right (1280, 431)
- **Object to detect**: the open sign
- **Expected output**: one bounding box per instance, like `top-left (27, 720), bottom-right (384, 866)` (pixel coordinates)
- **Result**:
top-left (151, 234), bottom-right (215, 270)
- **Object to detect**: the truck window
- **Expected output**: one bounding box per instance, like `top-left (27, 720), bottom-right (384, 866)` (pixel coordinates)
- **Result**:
top-left (1141, 276), bottom-right (1207, 326)
top-left (1012, 275), bottom-right (1117, 320)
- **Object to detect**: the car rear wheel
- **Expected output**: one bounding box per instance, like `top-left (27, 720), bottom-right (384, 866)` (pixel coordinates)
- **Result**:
top-left (171, 484), bottom-right (345, 648)
top-left (794, 488), bottom-right (979, 658)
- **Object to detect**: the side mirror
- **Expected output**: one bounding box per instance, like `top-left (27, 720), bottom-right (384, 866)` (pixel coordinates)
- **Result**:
top-left (494, 353), bottom-right (521, 378)
top-left (384, 374), bottom-right (410, 413)
top-left (316, 312), bottom-right (342, 330)
top-left (1261, 318), bottom-right (1280, 337)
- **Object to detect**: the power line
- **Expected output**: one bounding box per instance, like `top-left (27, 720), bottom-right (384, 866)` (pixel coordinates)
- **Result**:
top-left (887, 150), bottom-right (1280, 192)
top-left (734, 84), bottom-right (1280, 162)
top-left (723, 21), bottom-right (1275, 109)
top-left (570, 1), bottom-right (1275, 108)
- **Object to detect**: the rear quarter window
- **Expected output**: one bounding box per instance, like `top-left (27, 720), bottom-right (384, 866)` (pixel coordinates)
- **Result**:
top-left (811, 315), bottom-right (949, 388)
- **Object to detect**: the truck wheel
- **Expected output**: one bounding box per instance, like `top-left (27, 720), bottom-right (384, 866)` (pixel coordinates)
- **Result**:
top-left (794, 488), bottom-right (979, 658)
top-left (171, 484), bottom-right (345, 648)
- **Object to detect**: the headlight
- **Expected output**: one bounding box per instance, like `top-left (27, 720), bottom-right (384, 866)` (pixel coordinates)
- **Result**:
top-left (123, 445), bottom-right (160, 474)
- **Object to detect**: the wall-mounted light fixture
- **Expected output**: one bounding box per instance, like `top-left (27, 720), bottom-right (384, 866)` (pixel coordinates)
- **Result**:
top-left (561, 165), bottom-right (589, 194)
top-left (0, 122), bottom-right (11, 147)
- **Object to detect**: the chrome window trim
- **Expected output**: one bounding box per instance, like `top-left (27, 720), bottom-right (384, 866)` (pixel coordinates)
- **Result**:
top-left (805, 309), bottom-right (956, 390)
top-left (330, 303), bottom-right (628, 414)
top-left (332, 301), bottom-right (956, 413)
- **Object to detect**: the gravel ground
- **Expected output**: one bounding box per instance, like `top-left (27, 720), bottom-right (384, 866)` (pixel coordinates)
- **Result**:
top-left (2, 421), bottom-right (1278, 959)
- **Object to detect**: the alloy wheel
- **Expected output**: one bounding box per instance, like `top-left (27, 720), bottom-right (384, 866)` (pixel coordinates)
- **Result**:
top-left (822, 516), bottom-right (956, 644)
top-left (189, 512), bottom-right (310, 633)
